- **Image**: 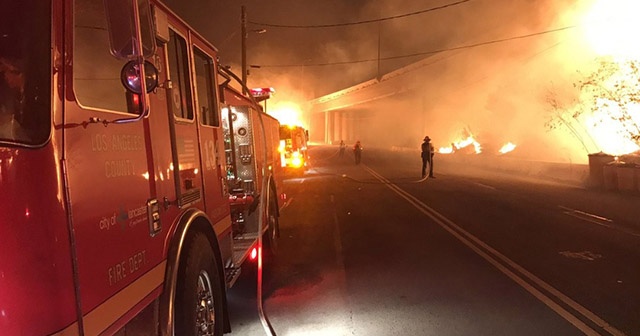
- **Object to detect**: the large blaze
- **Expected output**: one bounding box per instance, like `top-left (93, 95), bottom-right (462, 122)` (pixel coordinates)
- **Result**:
top-left (439, 0), bottom-right (640, 160)
top-left (576, 0), bottom-right (640, 156)
top-left (431, 0), bottom-right (640, 161)
top-left (584, 100), bottom-right (640, 156)
top-left (268, 101), bottom-right (307, 129)
top-left (581, 0), bottom-right (640, 59)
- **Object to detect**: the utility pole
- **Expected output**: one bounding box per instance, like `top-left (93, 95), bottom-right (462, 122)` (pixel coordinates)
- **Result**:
top-left (241, 5), bottom-right (247, 94)
top-left (377, 21), bottom-right (382, 81)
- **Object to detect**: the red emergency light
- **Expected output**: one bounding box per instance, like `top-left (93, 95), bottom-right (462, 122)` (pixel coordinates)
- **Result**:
top-left (251, 88), bottom-right (276, 101)
top-left (250, 87), bottom-right (274, 95)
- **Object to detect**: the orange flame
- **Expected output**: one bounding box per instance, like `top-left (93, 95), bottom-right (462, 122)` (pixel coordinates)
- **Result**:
top-left (581, 0), bottom-right (640, 59)
top-left (269, 101), bottom-right (306, 128)
top-left (574, 0), bottom-right (640, 155)
top-left (438, 146), bottom-right (454, 154)
top-left (498, 142), bottom-right (517, 154)
top-left (438, 135), bottom-right (482, 154)
top-left (585, 100), bottom-right (640, 155)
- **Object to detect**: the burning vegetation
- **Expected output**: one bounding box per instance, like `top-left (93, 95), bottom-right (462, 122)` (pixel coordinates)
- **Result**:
top-left (548, 0), bottom-right (640, 158)
top-left (547, 57), bottom-right (640, 157)
top-left (438, 134), bottom-right (515, 156)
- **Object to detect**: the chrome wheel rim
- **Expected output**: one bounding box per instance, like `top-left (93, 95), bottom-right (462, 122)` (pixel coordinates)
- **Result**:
top-left (196, 270), bottom-right (216, 336)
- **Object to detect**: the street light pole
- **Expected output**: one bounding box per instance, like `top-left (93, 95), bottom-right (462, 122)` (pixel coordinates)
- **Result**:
top-left (377, 21), bottom-right (382, 81)
top-left (241, 5), bottom-right (247, 94)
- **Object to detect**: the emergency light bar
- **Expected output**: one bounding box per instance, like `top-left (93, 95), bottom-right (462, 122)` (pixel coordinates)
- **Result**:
top-left (250, 87), bottom-right (275, 101)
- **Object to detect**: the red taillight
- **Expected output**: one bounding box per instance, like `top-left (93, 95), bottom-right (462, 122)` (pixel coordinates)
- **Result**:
top-left (250, 247), bottom-right (258, 260)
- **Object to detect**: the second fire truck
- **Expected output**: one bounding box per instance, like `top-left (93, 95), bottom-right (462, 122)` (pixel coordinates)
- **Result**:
top-left (279, 125), bottom-right (310, 172)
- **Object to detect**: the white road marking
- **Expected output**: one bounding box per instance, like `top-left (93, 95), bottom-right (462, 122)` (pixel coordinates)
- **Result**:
top-left (363, 165), bottom-right (626, 336)
top-left (559, 251), bottom-right (602, 261)
top-left (559, 206), bottom-right (640, 238)
top-left (559, 206), bottom-right (613, 223)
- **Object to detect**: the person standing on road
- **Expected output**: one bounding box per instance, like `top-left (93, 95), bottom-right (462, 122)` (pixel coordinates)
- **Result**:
top-left (339, 140), bottom-right (346, 158)
top-left (353, 140), bottom-right (363, 165)
top-left (421, 136), bottom-right (435, 178)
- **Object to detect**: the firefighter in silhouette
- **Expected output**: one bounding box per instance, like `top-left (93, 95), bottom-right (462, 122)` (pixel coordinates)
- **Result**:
top-left (421, 136), bottom-right (435, 178)
top-left (339, 140), bottom-right (346, 157)
top-left (353, 140), bottom-right (363, 164)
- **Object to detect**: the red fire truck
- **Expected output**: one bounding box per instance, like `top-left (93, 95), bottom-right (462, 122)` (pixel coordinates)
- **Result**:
top-left (0, 1), bottom-right (283, 335)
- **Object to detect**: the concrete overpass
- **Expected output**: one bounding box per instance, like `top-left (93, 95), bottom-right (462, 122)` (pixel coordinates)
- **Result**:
top-left (306, 52), bottom-right (456, 145)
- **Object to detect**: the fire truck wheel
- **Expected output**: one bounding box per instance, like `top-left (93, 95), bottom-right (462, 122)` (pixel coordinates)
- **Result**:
top-left (175, 232), bottom-right (225, 336)
top-left (263, 199), bottom-right (279, 257)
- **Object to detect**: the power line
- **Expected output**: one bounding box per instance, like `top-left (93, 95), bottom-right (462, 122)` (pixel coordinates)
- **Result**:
top-left (250, 25), bottom-right (577, 68)
top-left (248, 0), bottom-right (472, 28)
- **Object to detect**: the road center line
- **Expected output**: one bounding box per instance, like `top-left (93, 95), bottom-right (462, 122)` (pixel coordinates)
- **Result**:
top-left (363, 165), bottom-right (626, 336)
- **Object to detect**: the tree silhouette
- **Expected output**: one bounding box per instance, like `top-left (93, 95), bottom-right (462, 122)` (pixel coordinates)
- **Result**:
top-left (546, 56), bottom-right (640, 155)
top-left (575, 57), bottom-right (640, 146)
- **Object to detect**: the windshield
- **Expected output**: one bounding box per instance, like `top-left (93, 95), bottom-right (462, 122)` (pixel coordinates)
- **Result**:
top-left (74, 0), bottom-right (155, 115)
top-left (0, 0), bottom-right (52, 146)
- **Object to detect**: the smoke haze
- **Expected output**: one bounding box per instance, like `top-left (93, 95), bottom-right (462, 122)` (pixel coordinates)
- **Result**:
top-left (164, 0), bottom-right (604, 163)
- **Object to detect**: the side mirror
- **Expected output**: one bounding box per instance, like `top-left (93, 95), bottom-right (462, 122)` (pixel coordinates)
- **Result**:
top-left (104, 0), bottom-right (156, 123)
top-left (104, 0), bottom-right (156, 59)
top-left (121, 60), bottom-right (159, 94)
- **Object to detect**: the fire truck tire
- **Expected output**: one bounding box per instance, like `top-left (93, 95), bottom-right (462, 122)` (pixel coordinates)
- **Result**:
top-left (175, 232), bottom-right (225, 336)
top-left (263, 198), bottom-right (279, 258)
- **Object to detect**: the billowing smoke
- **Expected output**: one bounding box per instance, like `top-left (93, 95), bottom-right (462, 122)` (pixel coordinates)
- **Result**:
top-left (300, 0), bottom-right (599, 164)
top-left (163, 0), bottom-right (609, 163)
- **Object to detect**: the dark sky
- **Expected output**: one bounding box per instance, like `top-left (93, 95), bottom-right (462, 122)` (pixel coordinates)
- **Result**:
top-left (162, 0), bottom-right (393, 97)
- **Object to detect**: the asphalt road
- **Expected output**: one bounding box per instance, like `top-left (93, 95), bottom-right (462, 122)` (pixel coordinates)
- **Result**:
top-left (227, 146), bottom-right (640, 336)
